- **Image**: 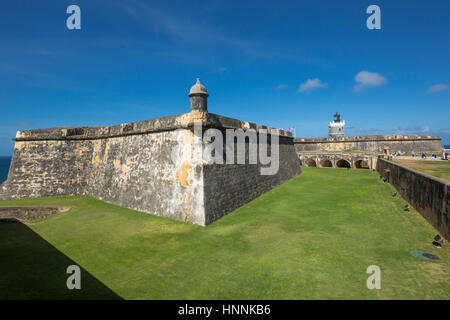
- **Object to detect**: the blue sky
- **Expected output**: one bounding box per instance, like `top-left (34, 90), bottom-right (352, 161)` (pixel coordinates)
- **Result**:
top-left (0, 0), bottom-right (449, 155)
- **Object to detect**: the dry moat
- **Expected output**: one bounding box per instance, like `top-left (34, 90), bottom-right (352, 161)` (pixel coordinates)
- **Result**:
top-left (0, 167), bottom-right (448, 299)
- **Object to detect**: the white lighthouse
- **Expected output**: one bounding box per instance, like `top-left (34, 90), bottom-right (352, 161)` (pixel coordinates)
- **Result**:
top-left (328, 112), bottom-right (345, 138)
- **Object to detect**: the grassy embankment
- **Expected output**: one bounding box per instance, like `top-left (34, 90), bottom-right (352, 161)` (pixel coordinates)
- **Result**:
top-left (0, 167), bottom-right (449, 299)
top-left (393, 159), bottom-right (450, 181)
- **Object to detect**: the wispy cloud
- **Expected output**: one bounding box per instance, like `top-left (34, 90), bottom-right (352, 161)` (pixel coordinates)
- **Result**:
top-left (32, 48), bottom-right (68, 57)
top-left (352, 127), bottom-right (385, 134)
top-left (117, 0), bottom-right (211, 43)
top-left (275, 84), bottom-right (288, 90)
top-left (348, 125), bottom-right (434, 135)
top-left (0, 121), bottom-right (32, 129)
top-left (214, 67), bottom-right (228, 74)
top-left (353, 71), bottom-right (387, 92)
top-left (0, 62), bottom-right (93, 91)
top-left (298, 78), bottom-right (328, 92)
top-left (114, 0), bottom-right (327, 65)
top-left (428, 83), bottom-right (450, 93)
top-left (13, 121), bottom-right (31, 127)
top-left (392, 126), bottom-right (430, 134)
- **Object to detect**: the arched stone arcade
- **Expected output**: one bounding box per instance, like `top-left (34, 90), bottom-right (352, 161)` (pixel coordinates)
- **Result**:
top-left (320, 159), bottom-right (333, 167)
top-left (297, 152), bottom-right (377, 170)
top-left (305, 158), bottom-right (317, 167)
top-left (336, 159), bottom-right (351, 168)
top-left (354, 159), bottom-right (369, 169)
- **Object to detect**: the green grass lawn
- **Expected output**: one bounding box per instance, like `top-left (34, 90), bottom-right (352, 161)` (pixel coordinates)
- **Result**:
top-left (1, 167), bottom-right (449, 299)
top-left (393, 159), bottom-right (450, 181)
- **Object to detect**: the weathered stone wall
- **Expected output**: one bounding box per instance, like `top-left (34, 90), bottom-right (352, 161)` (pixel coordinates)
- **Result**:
top-left (84, 130), bottom-right (206, 225)
top-left (295, 134), bottom-right (443, 153)
top-left (377, 159), bottom-right (450, 241)
top-left (203, 136), bottom-right (300, 224)
top-left (0, 129), bottom-right (205, 224)
top-left (1, 140), bottom-right (91, 199)
top-left (0, 112), bottom-right (300, 226)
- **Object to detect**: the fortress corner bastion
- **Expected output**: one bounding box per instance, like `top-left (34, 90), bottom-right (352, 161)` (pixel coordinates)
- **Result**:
top-left (0, 79), bottom-right (301, 225)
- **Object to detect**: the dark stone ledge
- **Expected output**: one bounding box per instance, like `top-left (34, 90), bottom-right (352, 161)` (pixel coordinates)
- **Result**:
top-left (0, 206), bottom-right (70, 223)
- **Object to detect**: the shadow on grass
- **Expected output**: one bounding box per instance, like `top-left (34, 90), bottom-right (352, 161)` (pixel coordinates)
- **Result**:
top-left (0, 220), bottom-right (121, 300)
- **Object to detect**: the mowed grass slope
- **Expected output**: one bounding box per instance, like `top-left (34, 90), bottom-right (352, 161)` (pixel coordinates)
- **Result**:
top-left (0, 167), bottom-right (449, 299)
top-left (393, 159), bottom-right (450, 181)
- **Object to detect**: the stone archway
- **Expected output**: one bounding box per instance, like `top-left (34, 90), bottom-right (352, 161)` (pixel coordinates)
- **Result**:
top-left (354, 159), bottom-right (369, 169)
top-left (336, 159), bottom-right (351, 168)
top-left (305, 158), bottom-right (317, 167)
top-left (320, 159), bottom-right (333, 167)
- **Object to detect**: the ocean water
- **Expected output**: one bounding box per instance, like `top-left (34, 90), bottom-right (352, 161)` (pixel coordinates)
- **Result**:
top-left (0, 156), bottom-right (11, 184)
top-left (445, 145), bottom-right (450, 149)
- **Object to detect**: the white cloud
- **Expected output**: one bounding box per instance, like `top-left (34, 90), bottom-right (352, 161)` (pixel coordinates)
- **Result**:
top-left (114, 1), bottom-right (326, 65)
top-left (0, 121), bottom-right (31, 129)
top-left (298, 78), bottom-right (328, 92)
top-left (13, 121), bottom-right (31, 127)
top-left (392, 126), bottom-right (430, 134)
top-left (214, 67), bottom-right (228, 74)
top-left (428, 83), bottom-right (450, 93)
top-left (353, 127), bottom-right (384, 134)
top-left (353, 70), bottom-right (387, 92)
top-left (275, 84), bottom-right (288, 90)
top-left (421, 126), bottom-right (430, 133)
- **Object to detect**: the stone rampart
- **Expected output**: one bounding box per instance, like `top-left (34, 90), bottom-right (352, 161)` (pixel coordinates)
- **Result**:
top-left (295, 134), bottom-right (443, 153)
top-left (377, 159), bottom-right (449, 241)
top-left (0, 112), bottom-right (300, 225)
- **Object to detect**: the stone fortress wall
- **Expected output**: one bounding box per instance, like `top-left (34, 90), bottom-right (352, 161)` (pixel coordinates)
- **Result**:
top-left (295, 134), bottom-right (444, 154)
top-left (295, 133), bottom-right (443, 169)
top-left (0, 79), bottom-right (301, 226)
top-left (1, 78), bottom-right (444, 225)
top-left (295, 113), bottom-right (443, 169)
top-left (377, 159), bottom-right (449, 241)
top-left (0, 112), bottom-right (208, 224)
